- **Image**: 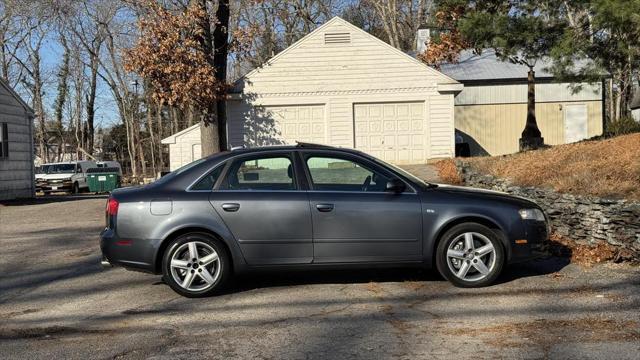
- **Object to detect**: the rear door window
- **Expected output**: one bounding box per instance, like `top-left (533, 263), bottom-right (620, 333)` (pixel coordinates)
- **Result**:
top-left (191, 164), bottom-right (225, 191)
top-left (222, 155), bottom-right (296, 191)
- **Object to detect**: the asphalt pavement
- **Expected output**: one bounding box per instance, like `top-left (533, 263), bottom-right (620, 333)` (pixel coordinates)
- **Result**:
top-left (1, 196), bottom-right (638, 359)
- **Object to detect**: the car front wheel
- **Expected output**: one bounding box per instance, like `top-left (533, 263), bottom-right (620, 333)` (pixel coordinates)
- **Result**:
top-left (436, 223), bottom-right (505, 288)
top-left (162, 233), bottom-right (230, 297)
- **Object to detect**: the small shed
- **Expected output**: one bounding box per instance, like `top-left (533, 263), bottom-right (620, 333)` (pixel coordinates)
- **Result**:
top-left (631, 91), bottom-right (640, 122)
top-left (161, 124), bottom-right (202, 171)
top-left (439, 50), bottom-right (605, 156)
top-left (0, 78), bottom-right (35, 201)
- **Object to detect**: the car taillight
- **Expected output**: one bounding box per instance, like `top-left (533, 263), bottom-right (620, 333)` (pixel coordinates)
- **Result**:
top-left (106, 197), bottom-right (119, 216)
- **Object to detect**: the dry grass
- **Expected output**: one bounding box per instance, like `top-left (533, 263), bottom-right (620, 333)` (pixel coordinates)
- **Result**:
top-left (433, 159), bottom-right (463, 185)
top-left (467, 133), bottom-right (640, 200)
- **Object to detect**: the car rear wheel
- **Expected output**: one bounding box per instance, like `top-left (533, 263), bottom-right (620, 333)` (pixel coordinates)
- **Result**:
top-left (436, 223), bottom-right (504, 288)
top-left (162, 233), bottom-right (230, 297)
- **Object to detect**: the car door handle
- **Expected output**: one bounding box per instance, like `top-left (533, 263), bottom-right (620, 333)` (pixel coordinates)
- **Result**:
top-left (222, 203), bottom-right (240, 212)
top-left (316, 204), bottom-right (334, 212)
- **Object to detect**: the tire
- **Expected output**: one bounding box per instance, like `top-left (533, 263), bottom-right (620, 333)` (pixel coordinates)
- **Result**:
top-left (72, 182), bottom-right (80, 194)
top-left (436, 223), bottom-right (505, 288)
top-left (162, 233), bottom-right (231, 298)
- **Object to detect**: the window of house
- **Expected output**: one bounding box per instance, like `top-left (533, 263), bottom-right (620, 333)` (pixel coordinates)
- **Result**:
top-left (306, 156), bottom-right (390, 192)
top-left (223, 156), bottom-right (296, 191)
top-left (0, 123), bottom-right (8, 159)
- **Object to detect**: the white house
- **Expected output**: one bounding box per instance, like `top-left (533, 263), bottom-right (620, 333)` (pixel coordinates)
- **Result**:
top-left (162, 17), bottom-right (462, 171)
top-left (0, 78), bottom-right (35, 201)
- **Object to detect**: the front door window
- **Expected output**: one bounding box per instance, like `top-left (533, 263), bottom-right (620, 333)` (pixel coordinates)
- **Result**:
top-left (306, 156), bottom-right (390, 192)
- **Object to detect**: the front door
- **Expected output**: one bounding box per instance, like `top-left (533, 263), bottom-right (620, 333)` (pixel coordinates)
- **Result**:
top-left (209, 153), bottom-right (313, 265)
top-left (302, 152), bottom-right (423, 263)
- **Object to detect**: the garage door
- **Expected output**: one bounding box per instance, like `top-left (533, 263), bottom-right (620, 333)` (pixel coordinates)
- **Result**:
top-left (263, 105), bottom-right (326, 144)
top-left (354, 102), bottom-right (427, 164)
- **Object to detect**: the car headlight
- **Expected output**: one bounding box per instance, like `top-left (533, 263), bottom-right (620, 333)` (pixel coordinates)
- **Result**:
top-left (519, 208), bottom-right (546, 221)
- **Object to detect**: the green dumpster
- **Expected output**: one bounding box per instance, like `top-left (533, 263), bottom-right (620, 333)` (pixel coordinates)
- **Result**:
top-left (87, 167), bottom-right (121, 193)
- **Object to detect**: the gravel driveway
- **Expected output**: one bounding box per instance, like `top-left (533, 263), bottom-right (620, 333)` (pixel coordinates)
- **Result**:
top-left (1, 197), bottom-right (639, 359)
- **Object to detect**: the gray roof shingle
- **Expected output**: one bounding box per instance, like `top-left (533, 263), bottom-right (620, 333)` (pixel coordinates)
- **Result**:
top-left (437, 49), bottom-right (556, 81)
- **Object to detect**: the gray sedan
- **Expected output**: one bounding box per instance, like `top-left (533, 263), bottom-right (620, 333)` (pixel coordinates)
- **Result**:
top-left (100, 143), bottom-right (548, 297)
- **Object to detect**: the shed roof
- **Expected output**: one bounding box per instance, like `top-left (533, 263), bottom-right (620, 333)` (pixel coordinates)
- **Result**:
top-left (0, 77), bottom-right (34, 114)
top-left (434, 49), bottom-right (598, 83)
top-left (161, 123), bottom-right (200, 144)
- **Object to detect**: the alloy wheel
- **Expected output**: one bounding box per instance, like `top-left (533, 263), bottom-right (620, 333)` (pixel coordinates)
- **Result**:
top-left (169, 241), bottom-right (221, 291)
top-left (446, 232), bottom-right (496, 282)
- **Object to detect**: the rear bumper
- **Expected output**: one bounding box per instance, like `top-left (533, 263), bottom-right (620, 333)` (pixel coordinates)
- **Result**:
top-left (100, 227), bottom-right (159, 273)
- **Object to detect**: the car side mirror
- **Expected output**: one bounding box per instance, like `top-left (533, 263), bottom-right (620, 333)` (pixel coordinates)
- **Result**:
top-left (386, 179), bottom-right (406, 193)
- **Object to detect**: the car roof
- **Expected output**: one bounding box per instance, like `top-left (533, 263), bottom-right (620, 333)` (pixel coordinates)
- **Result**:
top-left (41, 161), bottom-right (95, 165)
top-left (227, 142), bottom-right (363, 156)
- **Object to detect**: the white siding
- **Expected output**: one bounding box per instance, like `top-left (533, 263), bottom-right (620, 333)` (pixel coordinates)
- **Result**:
top-left (455, 82), bottom-right (602, 105)
top-left (167, 126), bottom-right (201, 171)
top-left (236, 21), bottom-right (456, 95)
top-left (0, 82), bottom-right (34, 201)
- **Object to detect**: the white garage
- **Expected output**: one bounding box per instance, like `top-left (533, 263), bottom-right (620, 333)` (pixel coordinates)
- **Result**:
top-left (164, 17), bottom-right (460, 170)
top-left (226, 16), bottom-right (461, 165)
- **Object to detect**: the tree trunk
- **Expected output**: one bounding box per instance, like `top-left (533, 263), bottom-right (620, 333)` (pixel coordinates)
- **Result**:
top-left (86, 52), bottom-right (99, 155)
top-left (519, 67), bottom-right (544, 151)
top-left (33, 64), bottom-right (47, 162)
top-left (53, 36), bottom-right (70, 161)
top-left (156, 102), bottom-right (164, 170)
top-left (200, 110), bottom-right (220, 156)
top-left (213, 0), bottom-right (230, 151)
top-left (146, 98), bottom-right (157, 176)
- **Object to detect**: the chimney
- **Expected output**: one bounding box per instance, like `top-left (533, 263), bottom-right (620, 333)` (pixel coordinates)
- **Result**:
top-left (416, 26), bottom-right (431, 54)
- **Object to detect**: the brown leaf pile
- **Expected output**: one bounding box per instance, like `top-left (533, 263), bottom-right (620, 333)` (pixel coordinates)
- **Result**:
top-left (468, 133), bottom-right (640, 200)
top-left (433, 159), bottom-right (463, 185)
top-left (547, 233), bottom-right (617, 266)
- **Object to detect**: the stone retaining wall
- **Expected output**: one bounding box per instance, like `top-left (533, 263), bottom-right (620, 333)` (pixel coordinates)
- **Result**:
top-left (457, 161), bottom-right (640, 260)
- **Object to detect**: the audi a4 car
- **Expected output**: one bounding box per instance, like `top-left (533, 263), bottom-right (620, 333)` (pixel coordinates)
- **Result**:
top-left (100, 143), bottom-right (548, 297)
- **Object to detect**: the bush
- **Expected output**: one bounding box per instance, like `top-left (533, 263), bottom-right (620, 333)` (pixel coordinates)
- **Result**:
top-left (606, 116), bottom-right (640, 136)
top-left (434, 159), bottom-right (462, 185)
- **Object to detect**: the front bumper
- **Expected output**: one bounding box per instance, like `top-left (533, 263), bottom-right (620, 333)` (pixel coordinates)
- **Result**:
top-left (509, 220), bottom-right (549, 263)
top-left (38, 182), bottom-right (73, 193)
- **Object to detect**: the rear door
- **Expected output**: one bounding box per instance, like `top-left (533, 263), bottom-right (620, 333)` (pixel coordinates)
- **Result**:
top-left (301, 151), bottom-right (423, 263)
top-left (209, 152), bottom-right (313, 265)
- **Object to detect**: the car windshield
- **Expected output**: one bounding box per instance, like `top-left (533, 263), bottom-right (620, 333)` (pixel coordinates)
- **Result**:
top-left (48, 164), bottom-right (76, 174)
top-left (36, 165), bottom-right (52, 174)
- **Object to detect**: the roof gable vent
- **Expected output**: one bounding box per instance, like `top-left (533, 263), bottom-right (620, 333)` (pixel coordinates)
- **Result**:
top-left (324, 32), bottom-right (351, 45)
